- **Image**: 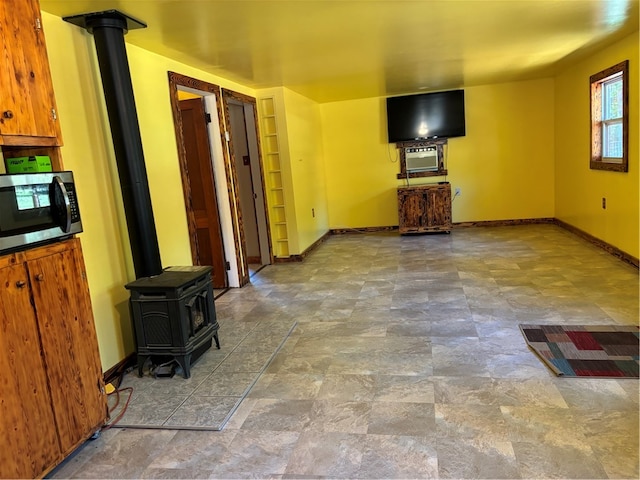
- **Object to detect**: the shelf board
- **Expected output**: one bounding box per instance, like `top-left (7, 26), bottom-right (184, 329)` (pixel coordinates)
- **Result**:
top-left (397, 169), bottom-right (448, 180)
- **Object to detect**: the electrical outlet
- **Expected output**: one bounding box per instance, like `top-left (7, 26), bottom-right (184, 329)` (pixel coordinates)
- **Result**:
top-left (455, 187), bottom-right (461, 196)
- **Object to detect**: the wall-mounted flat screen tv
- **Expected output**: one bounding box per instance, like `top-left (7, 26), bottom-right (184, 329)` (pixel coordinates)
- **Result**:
top-left (386, 89), bottom-right (466, 143)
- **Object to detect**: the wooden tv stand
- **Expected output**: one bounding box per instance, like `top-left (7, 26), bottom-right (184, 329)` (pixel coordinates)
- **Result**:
top-left (397, 183), bottom-right (452, 234)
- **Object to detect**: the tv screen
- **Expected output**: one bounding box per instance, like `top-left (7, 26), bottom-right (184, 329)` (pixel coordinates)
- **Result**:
top-left (386, 90), bottom-right (466, 143)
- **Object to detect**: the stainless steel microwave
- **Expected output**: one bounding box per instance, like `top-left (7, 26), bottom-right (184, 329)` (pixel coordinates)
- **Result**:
top-left (0, 172), bottom-right (82, 254)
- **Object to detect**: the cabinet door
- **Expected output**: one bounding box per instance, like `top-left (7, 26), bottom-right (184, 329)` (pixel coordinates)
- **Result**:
top-left (424, 186), bottom-right (452, 229)
top-left (0, 261), bottom-right (61, 478)
top-left (398, 190), bottom-right (427, 232)
top-left (0, 0), bottom-right (60, 142)
top-left (27, 241), bottom-right (106, 455)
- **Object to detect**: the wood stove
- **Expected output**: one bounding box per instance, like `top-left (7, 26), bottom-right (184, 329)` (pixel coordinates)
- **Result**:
top-left (64, 11), bottom-right (220, 380)
top-left (125, 266), bottom-right (220, 378)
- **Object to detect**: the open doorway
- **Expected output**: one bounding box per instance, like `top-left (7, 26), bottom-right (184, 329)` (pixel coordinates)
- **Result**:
top-left (222, 90), bottom-right (272, 276)
top-left (167, 72), bottom-right (272, 288)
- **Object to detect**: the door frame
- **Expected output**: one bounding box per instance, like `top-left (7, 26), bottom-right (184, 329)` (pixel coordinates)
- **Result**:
top-left (222, 89), bottom-right (273, 268)
top-left (167, 71), bottom-right (250, 287)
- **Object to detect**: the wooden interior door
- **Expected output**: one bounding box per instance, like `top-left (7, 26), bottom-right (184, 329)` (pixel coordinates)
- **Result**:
top-left (179, 97), bottom-right (228, 288)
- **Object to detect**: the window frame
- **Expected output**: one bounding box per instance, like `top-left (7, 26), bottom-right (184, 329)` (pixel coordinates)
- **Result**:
top-left (590, 60), bottom-right (629, 172)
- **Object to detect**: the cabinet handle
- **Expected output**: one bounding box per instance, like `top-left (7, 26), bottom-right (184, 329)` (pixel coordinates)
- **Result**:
top-left (3, 110), bottom-right (14, 119)
top-left (35, 274), bottom-right (44, 282)
top-left (15, 280), bottom-right (26, 288)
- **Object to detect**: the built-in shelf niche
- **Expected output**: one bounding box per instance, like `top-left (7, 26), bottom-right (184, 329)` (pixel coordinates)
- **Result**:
top-left (258, 96), bottom-right (290, 258)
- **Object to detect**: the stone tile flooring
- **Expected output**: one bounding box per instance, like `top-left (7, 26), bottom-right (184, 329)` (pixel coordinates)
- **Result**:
top-left (112, 320), bottom-right (297, 430)
top-left (50, 225), bottom-right (639, 479)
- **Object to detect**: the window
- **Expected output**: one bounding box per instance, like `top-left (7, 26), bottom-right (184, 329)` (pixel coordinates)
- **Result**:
top-left (590, 60), bottom-right (629, 172)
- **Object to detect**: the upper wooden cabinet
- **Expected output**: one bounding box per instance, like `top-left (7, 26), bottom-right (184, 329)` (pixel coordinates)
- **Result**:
top-left (0, 0), bottom-right (62, 146)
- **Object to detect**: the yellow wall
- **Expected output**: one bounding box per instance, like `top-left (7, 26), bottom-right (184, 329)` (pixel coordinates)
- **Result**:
top-left (554, 32), bottom-right (639, 258)
top-left (320, 79), bottom-right (556, 228)
top-left (256, 88), bottom-right (300, 255)
top-left (453, 80), bottom-right (555, 222)
top-left (43, 13), bottom-right (134, 370)
top-left (281, 88), bottom-right (329, 251)
top-left (41, 8), bottom-right (639, 370)
top-left (43, 12), bottom-right (255, 370)
top-left (256, 87), bottom-right (329, 255)
top-left (320, 97), bottom-right (399, 228)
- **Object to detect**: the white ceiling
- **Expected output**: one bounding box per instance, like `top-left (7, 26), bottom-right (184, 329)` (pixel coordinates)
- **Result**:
top-left (40, 0), bottom-right (639, 103)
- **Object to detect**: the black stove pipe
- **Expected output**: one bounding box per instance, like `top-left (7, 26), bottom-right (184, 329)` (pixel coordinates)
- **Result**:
top-left (64, 11), bottom-right (162, 278)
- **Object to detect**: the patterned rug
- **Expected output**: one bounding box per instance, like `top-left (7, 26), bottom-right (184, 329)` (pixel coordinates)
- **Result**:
top-left (520, 324), bottom-right (639, 378)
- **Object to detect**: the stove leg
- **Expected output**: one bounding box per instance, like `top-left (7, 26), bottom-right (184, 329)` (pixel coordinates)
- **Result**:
top-left (213, 332), bottom-right (220, 349)
top-left (175, 354), bottom-right (192, 378)
top-left (137, 354), bottom-right (149, 377)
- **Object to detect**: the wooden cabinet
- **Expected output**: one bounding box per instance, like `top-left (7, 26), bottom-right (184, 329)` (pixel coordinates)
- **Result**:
top-left (0, 257), bottom-right (60, 479)
top-left (397, 183), bottom-right (452, 234)
top-left (0, 3), bottom-right (105, 476)
top-left (0, 239), bottom-right (107, 479)
top-left (0, 0), bottom-right (61, 147)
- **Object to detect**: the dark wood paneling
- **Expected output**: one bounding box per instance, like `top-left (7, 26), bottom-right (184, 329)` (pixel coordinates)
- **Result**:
top-left (452, 218), bottom-right (555, 228)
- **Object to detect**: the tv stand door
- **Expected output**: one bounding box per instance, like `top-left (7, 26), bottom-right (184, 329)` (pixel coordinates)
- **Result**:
top-left (397, 184), bottom-right (452, 234)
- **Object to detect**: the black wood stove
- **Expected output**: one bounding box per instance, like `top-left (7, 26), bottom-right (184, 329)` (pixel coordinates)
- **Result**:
top-left (64, 12), bottom-right (220, 380)
top-left (125, 266), bottom-right (220, 378)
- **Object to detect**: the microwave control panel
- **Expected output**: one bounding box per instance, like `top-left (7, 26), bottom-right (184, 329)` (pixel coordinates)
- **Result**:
top-left (64, 183), bottom-right (81, 222)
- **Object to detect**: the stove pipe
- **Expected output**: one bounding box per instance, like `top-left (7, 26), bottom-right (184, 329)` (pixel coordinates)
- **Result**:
top-left (64, 11), bottom-right (162, 278)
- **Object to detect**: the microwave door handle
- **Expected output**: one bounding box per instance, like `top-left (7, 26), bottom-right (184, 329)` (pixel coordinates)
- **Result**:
top-left (51, 176), bottom-right (72, 233)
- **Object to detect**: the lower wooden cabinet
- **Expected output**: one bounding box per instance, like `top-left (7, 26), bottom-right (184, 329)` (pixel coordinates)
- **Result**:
top-left (0, 238), bottom-right (107, 479)
top-left (0, 259), bottom-right (60, 478)
top-left (397, 183), bottom-right (452, 234)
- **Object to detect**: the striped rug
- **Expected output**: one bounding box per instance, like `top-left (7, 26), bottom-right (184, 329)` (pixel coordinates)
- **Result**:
top-left (520, 324), bottom-right (639, 378)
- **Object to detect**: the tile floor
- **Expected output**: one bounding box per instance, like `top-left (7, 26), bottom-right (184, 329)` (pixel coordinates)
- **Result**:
top-left (50, 225), bottom-right (639, 479)
top-left (111, 319), bottom-right (297, 430)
